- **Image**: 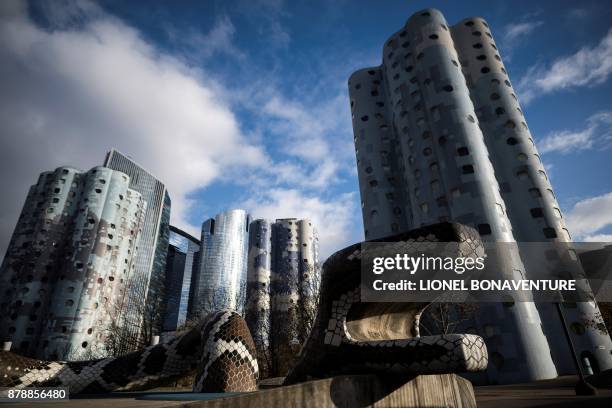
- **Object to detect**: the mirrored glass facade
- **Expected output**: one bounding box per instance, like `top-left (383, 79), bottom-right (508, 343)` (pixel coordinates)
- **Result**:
top-left (191, 209), bottom-right (250, 317)
top-left (163, 226), bottom-right (200, 333)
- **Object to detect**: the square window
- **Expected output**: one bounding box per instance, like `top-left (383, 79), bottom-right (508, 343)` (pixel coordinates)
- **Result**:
top-left (530, 208), bottom-right (544, 218)
top-left (457, 146), bottom-right (470, 156)
top-left (543, 228), bottom-right (557, 239)
top-left (462, 165), bottom-right (474, 174)
top-left (478, 224), bottom-right (492, 235)
top-left (528, 188), bottom-right (541, 198)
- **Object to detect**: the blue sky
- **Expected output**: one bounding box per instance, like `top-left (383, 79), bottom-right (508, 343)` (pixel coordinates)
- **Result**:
top-left (1, 0), bottom-right (611, 258)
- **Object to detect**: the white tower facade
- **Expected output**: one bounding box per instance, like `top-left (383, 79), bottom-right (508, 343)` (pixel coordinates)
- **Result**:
top-left (350, 8), bottom-right (611, 383)
top-left (0, 166), bottom-right (145, 359)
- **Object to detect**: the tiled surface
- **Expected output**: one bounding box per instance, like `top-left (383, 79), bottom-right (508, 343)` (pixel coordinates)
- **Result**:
top-left (0, 310), bottom-right (258, 394)
top-left (285, 222), bottom-right (488, 384)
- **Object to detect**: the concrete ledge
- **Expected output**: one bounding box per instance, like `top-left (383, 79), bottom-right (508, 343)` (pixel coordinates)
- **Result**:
top-left (8, 374), bottom-right (475, 407)
top-left (182, 374), bottom-right (476, 407)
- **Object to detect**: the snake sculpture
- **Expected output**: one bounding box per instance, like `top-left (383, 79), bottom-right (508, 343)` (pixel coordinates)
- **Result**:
top-left (284, 222), bottom-right (488, 384)
top-left (0, 309), bottom-right (258, 393)
top-left (0, 222), bottom-right (488, 393)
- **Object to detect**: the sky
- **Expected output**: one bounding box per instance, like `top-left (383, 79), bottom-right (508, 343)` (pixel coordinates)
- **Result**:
top-left (0, 0), bottom-right (611, 260)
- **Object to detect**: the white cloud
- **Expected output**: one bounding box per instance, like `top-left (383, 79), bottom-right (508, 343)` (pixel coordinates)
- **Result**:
top-left (262, 96), bottom-right (331, 161)
top-left (518, 28), bottom-right (612, 103)
top-left (0, 0), bottom-right (266, 254)
top-left (230, 78), bottom-right (355, 192)
top-left (582, 234), bottom-right (612, 242)
top-left (266, 159), bottom-right (340, 190)
top-left (567, 8), bottom-right (590, 20)
top-left (565, 192), bottom-right (612, 240)
top-left (0, 0), bottom-right (365, 263)
top-left (503, 20), bottom-right (543, 48)
top-left (539, 129), bottom-right (594, 154)
top-left (168, 15), bottom-right (246, 61)
top-left (240, 188), bottom-right (361, 259)
top-left (538, 111), bottom-right (612, 154)
top-left (236, 0), bottom-right (290, 49)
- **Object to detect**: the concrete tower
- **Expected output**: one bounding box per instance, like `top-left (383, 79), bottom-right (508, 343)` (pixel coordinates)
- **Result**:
top-left (104, 149), bottom-right (171, 351)
top-left (0, 166), bottom-right (145, 359)
top-left (449, 18), bottom-right (612, 374)
top-left (245, 219), bottom-right (273, 375)
top-left (245, 218), bottom-right (320, 377)
top-left (349, 8), bottom-right (569, 383)
top-left (191, 209), bottom-right (250, 317)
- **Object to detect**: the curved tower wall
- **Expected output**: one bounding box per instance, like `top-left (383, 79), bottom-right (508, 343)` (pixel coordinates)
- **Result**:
top-left (64, 168), bottom-right (144, 359)
top-left (0, 167), bottom-right (81, 358)
top-left (270, 218), bottom-right (301, 375)
top-left (350, 8), bottom-right (558, 383)
top-left (353, 67), bottom-right (412, 239)
top-left (193, 209), bottom-right (250, 316)
top-left (272, 219), bottom-right (301, 313)
top-left (451, 17), bottom-right (612, 374)
top-left (0, 166), bottom-right (144, 359)
top-left (297, 219), bottom-right (320, 341)
top-left (245, 218), bottom-right (321, 377)
top-left (297, 220), bottom-right (319, 305)
top-left (245, 219), bottom-right (272, 374)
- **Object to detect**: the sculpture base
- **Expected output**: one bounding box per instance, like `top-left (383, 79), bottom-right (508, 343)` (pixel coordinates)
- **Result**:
top-left (186, 373), bottom-right (476, 407)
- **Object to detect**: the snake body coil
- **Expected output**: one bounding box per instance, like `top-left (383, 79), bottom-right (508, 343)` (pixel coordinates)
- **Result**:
top-left (0, 310), bottom-right (258, 393)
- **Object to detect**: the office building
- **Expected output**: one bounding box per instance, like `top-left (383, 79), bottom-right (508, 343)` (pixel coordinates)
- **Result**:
top-left (0, 166), bottom-right (145, 359)
top-left (245, 219), bottom-right (272, 372)
top-left (104, 149), bottom-right (171, 350)
top-left (349, 8), bottom-right (612, 383)
top-left (191, 209), bottom-right (250, 317)
top-left (245, 218), bottom-right (320, 377)
top-left (162, 226), bottom-right (200, 336)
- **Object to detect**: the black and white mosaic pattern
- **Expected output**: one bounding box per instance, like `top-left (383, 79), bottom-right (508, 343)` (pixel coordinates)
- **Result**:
top-left (285, 222), bottom-right (488, 384)
top-left (0, 310), bottom-right (258, 393)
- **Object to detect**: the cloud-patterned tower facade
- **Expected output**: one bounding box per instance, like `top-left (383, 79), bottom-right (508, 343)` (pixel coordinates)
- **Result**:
top-left (191, 209), bottom-right (250, 317)
top-left (349, 8), bottom-right (594, 384)
top-left (245, 219), bottom-right (273, 374)
top-left (0, 166), bottom-right (145, 359)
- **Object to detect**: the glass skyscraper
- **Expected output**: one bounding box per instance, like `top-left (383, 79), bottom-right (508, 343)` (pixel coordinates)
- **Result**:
top-left (103, 149), bottom-right (170, 350)
top-left (162, 226), bottom-right (200, 334)
top-left (190, 209), bottom-right (250, 317)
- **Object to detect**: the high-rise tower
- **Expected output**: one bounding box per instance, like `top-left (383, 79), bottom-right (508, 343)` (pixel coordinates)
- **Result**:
top-left (245, 218), bottom-right (320, 377)
top-left (245, 219), bottom-right (273, 375)
top-left (162, 226), bottom-right (200, 336)
top-left (449, 19), bottom-right (612, 375)
top-left (191, 209), bottom-right (250, 317)
top-left (104, 149), bottom-right (170, 350)
top-left (350, 8), bottom-right (611, 383)
top-left (0, 166), bottom-right (145, 359)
